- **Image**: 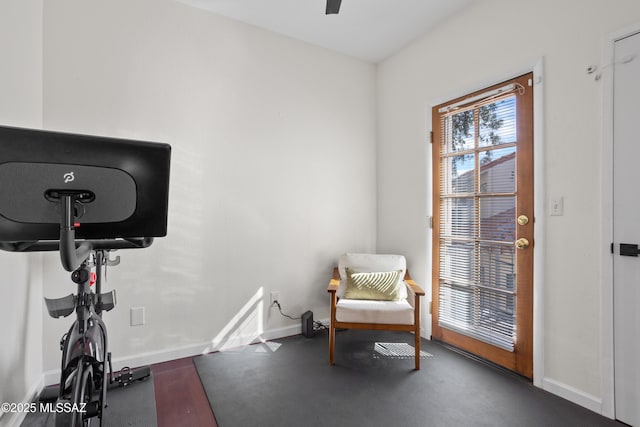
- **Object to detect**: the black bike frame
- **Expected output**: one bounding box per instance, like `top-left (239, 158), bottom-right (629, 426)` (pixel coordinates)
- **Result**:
top-left (58, 259), bottom-right (109, 425)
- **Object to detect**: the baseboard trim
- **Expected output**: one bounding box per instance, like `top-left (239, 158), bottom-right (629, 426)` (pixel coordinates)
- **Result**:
top-left (542, 377), bottom-right (603, 415)
top-left (43, 321), bottom-right (313, 386)
top-left (1, 376), bottom-right (44, 427)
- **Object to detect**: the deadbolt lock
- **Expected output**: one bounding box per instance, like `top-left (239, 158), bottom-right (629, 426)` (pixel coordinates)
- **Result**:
top-left (517, 215), bottom-right (529, 226)
top-left (515, 238), bottom-right (530, 250)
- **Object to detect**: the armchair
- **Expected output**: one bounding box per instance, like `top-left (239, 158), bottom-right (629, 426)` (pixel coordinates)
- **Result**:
top-left (327, 253), bottom-right (426, 370)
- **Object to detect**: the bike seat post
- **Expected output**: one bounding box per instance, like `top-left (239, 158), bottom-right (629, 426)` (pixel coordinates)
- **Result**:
top-left (58, 193), bottom-right (93, 272)
top-left (71, 261), bottom-right (92, 335)
top-left (95, 250), bottom-right (105, 316)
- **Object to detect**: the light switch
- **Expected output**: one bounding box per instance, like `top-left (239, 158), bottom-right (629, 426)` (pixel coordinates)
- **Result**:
top-left (550, 197), bottom-right (564, 216)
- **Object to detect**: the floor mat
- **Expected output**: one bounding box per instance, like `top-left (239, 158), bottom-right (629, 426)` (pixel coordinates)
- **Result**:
top-left (193, 330), bottom-right (621, 427)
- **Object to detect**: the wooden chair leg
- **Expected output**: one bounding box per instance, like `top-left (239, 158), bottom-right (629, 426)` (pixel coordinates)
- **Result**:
top-left (329, 325), bottom-right (335, 365)
top-left (329, 288), bottom-right (337, 365)
top-left (414, 329), bottom-right (420, 370)
top-left (414, 295), bottom-right (421, 370)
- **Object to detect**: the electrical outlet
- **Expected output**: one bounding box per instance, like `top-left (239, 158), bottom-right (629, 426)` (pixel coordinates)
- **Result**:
top-left (270, 291), bottom-right (280, 306)
top-left (130, 306), bottom-right (145, 326)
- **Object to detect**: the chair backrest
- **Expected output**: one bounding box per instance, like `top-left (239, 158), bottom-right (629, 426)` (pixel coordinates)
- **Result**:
top-left (337, 253), bottom-right (407, 299)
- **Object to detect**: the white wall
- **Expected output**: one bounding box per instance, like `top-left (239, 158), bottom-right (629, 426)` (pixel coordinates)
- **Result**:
top-left (8, 0), bottom-right (632, 418)
top-left (40, 0), bottom-right (377, 374)
top-left (0, 1), bottom-right (44, 426)
top-left (376, 0), bottom-right (640, 413)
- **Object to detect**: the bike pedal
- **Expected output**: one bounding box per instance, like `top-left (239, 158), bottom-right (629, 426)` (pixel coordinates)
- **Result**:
top-left (118, 367), bottom-right (133, 387)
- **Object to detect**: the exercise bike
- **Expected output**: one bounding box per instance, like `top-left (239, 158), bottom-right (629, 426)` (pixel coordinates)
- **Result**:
top-left (4, 194), bottom-right (159, 427)
top-left (39, 193), bottom-right (156, 426)
top-left (0, 125), bottom-right (171, 427)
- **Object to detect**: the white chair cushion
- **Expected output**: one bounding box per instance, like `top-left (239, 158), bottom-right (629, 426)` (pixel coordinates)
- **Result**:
top-left (335, 298), bottom-right (414, 325)
top-left (337, 253), bottom-right (407, 299)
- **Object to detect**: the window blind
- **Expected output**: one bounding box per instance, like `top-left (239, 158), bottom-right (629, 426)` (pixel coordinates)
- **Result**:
top-left (437, 92), bottom-right (518, 352)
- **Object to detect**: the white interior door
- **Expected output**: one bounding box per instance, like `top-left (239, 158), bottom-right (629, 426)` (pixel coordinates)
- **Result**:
top-left (613, 30), bottom-right (640, 427)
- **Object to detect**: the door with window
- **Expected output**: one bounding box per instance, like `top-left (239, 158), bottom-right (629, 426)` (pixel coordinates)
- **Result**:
top-left (432, 73), bottom-right (534, 378)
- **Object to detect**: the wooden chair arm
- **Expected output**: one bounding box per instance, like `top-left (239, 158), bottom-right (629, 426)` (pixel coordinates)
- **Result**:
top-left (405, 279), bottom-right (425, 296)
top-left (404, 270), bottom-right (425, 296)
top-left (328, 267), bottom-right (340, 293)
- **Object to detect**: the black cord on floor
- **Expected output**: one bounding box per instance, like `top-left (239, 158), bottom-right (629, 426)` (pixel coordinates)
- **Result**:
top-left (313, 320), bottom-right (328, 332)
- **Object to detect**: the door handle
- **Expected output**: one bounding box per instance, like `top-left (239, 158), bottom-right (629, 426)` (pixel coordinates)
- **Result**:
top-left (620, 243), bottom-right (640, 257)
top-left (515, 238), bottom-right (530, 250)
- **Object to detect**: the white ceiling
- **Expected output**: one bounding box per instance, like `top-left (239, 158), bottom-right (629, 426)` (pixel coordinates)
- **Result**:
top-left (175, 0), bottom-right (472, 63)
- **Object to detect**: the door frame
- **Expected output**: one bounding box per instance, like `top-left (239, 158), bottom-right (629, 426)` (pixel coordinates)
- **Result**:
top-left (600, 22), bottom-right (640, 420)
top-left (426, 58), bottom-right (545, 387)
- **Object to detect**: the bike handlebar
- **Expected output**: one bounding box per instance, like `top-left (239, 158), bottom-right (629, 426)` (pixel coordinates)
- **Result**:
top-left (0, 194), bottom-right (155, 271)
top-left (0, 237), bottom-right (154, 252)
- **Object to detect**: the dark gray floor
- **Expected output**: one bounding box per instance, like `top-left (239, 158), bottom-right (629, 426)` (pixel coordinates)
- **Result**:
top-left (21, 375), bottom-right (157, 427)
top-left (194, 330), bottom-right (623, 427)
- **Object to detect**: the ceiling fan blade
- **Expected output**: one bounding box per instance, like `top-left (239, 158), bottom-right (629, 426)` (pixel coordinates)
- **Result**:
top-left (326, 0), bottom-right (342, 14)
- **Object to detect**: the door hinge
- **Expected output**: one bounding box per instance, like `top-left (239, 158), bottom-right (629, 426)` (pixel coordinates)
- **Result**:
top-left (429, 301), bottom-right (433, 314)
top-left (611, 242), bottom-right (614, 254)
top-left (430, 131), bottom-right (433, 144)
top-left (428, 216), bottom-right (433, 228)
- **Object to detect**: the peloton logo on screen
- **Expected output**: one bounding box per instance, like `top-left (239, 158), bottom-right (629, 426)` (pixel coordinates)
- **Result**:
top-left (63, 172), bottom-right (75, 183)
